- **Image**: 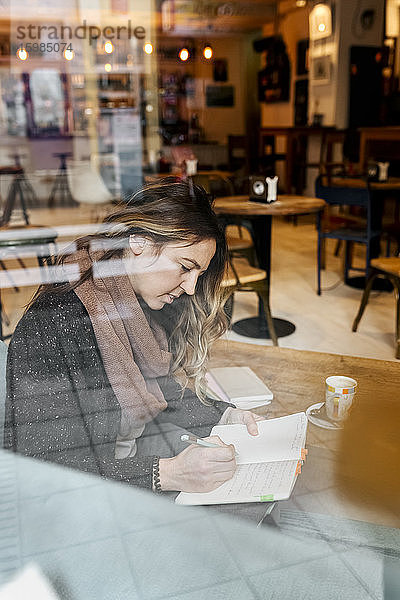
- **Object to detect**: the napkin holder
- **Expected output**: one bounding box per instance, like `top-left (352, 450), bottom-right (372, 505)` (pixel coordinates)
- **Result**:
top-left (249, 175), bottom-right (278, 203)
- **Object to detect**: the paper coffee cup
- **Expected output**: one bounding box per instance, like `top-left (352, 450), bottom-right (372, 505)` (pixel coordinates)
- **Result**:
top-left (325, 376), bottom-right (357, 422)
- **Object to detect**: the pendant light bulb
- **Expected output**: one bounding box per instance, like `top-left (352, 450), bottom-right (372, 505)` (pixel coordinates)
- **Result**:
top-left (203, 45), bottom-right (213, 60)
top-left (64, 48), bottom-right (75, 61)
top-left (179, 47), bottom-right (189, 61)
top-left (104, 40), bottom-right (114, 54)
top-left (17, 47), bottom-right (28, 60)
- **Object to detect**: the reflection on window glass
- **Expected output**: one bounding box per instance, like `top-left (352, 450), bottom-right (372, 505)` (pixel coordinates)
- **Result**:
top-left (0, 74), bottom-right (27, 136)
top-left (30, 69), bottom-right (64, 134)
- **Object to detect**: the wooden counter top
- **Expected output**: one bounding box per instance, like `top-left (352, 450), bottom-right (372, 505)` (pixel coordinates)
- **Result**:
top-left (214, 194), bottom-right (325, 217)
top-left (209, 340), bottom-right (400, 526)
top-left (210, 340), bottom-right (399, 449)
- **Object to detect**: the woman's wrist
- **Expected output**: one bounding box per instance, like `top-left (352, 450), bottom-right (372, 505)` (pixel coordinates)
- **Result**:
top-left (218, 406), bottom-right (233, 425)
top-left (158, 457), bottom-right (177, 492)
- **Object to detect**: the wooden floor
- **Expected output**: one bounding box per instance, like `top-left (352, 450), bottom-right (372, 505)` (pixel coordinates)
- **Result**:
top-left (1, 207), bottom-right (398, 362)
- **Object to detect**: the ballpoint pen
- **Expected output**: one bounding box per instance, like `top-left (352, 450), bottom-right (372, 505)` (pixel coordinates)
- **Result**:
top-left (180, 434), bottom-right (238, 456)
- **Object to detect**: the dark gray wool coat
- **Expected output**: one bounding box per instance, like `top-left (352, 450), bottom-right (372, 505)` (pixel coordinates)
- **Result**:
top-left (4, 290), bottom-right (228, 489)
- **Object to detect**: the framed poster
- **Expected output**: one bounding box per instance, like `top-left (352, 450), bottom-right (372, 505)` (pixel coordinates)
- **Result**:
top-left (206, 85), bottom-right (234, 107)
top-left (312, 55), bottom-right (332, 85)
top-left (257, 39), bottom-right (291, 103)
top-left (213, 59), bottom-right (228, 82)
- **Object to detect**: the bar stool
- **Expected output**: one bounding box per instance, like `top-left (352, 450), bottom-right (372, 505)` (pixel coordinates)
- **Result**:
top-left (9, 153), bottom-right (38, 208)
top-left (48, 152), bottom-right (74, 207)
top-left (0, 165), bottom-right (30, 225)
top-left (352, 257), bottom-right (400, 359)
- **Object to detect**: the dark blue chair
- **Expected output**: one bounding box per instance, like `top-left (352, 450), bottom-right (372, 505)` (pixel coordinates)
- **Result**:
top-left (315, 175), bottom-right (381, 295)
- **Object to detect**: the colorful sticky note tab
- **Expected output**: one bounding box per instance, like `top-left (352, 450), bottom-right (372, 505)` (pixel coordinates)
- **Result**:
top-left (259, 494), bottom-right (274, 502)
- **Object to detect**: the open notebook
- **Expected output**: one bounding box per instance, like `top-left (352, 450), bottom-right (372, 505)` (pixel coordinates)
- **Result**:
top-left (176, 412), bottom-right (307, 505)
top-left (205, 366), bottom-right (273, 410)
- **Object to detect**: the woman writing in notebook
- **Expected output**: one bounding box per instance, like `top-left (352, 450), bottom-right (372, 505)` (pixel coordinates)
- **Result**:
top-left (5, 181), bottom-right (264, 494)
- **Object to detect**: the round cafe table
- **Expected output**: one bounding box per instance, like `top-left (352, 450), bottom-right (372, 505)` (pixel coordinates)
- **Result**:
top-left (214, 194), bottom-right (326, 340)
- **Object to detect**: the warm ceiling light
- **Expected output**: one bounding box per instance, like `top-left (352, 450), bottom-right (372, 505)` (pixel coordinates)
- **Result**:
top-left (296, 0), bottom-right (307, 6)
top-left (144, 42), bottom-right (153, 54)
top-left (17, 47), bottom-right (28, 60)
top-left (179, 47), bottom-right (189, 61)
top-left (64, 48), bottom-right (75, 61)
top-left (104, 40), bottom-right (114, 54)
top-left (309, 3), bottom-right (332, 40)
top-left (203, 45), bottom-right (213, 59)
top-left (104, 63), bottom-right (112, 72)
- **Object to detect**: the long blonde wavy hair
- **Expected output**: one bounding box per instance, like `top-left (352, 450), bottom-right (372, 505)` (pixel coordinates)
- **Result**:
top-left (32, 180), bottom-right (229, 401)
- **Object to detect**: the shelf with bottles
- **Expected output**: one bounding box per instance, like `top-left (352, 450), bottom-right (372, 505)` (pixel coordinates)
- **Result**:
top-left (97, 73), bottom-right (134, 92)
top-left (158, 71), bottom-right (194, 98)
top-left (158, 70), bottom-right (193, 143)
top-left (98, 96), bottom-right (136, 109)
top-left (69, 70), bottom-right (139, 133)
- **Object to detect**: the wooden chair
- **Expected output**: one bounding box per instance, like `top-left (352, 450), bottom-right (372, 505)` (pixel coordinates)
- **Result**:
top-left (225, 224), bottom-right (256, 266)
top-left (221, 256), bottom-right (278, 346)
top-left (317, 130), bottom-right (348, 183)
top-left (352, 257), bottom-right (400, 359)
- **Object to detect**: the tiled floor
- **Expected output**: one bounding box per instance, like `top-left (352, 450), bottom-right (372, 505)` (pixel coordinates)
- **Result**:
top-left (1, 207), bottom-right (397, 361)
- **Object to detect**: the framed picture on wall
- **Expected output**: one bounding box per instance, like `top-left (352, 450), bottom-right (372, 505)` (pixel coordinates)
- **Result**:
top-left (213, 59), bottom-right (228, 82)
top-left (312, 55), bottom-right (332, 85)
top-left (206, 85), bottom-right (234, 107)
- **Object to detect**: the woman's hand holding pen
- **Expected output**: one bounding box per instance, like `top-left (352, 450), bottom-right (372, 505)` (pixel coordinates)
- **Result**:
top-left (158, 436), bottom-right (236, 493)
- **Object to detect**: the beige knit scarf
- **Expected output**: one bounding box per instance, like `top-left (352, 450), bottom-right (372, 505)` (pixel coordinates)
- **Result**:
top-left (64, 246), bottom-right (170, 431)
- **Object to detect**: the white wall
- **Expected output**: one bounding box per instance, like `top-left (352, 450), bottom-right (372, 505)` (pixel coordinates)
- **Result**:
top-left (308, 0), bottom-right (385, 129)
top-left (387, 0), bottom-right (400, 36)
